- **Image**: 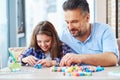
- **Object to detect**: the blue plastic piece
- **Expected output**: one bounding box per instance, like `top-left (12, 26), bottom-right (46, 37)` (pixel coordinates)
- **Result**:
top-left (96, 66), bottom-right (104, 72)
top-left (34, 63), bottom-right (42, 69)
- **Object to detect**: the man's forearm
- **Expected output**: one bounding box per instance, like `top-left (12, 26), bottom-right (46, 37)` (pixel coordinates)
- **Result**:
top-left (79, 52), bottom-right (117, 66)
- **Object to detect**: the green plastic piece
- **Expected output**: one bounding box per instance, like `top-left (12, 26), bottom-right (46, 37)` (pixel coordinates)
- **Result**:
top-left (9, 62), bottom-right (21, 72)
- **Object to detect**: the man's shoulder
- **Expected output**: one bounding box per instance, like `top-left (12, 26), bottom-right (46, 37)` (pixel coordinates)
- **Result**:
top-left (92, 22), bottom-right (111, 32)
top-left (91, 22), bottom-right (113, 39)
top-left (93, 22), bottom-right (110, 28)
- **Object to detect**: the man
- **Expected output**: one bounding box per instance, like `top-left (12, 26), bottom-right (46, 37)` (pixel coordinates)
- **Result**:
top-left (59, 0), bottom-right (119, 67)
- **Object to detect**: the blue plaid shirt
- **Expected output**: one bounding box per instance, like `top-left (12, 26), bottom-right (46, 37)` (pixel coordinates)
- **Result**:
top-left (21, 43), bottom-right (75, 65)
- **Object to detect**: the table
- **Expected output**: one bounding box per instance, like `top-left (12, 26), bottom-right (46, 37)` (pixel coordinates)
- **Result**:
top-left (0, 66), bottom-right (120, 80)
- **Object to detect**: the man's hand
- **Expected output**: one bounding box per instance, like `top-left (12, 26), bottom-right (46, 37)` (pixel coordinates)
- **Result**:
top-left (59, 53), bottom-right (82, 66)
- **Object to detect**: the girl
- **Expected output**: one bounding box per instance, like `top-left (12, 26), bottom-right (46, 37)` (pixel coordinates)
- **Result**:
top-left (21, 21), bottom-right (74, 67)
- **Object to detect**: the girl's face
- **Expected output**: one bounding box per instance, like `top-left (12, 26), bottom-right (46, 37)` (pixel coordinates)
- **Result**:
top-left (36, 34), bottom-right (52, 53)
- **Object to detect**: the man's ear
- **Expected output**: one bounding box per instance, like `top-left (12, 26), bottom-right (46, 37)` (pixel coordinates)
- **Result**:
top-left (86, 13), bottom-right (90, 22)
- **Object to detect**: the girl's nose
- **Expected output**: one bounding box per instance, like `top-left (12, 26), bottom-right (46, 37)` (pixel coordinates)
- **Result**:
top-left (41, 42), bottom-right (45, 46)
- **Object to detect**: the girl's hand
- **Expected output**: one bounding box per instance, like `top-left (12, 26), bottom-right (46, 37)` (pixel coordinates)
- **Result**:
top-left (22, 55), bottom-right (37, 66)
top-left (36, 59), bottom-right (55, 67)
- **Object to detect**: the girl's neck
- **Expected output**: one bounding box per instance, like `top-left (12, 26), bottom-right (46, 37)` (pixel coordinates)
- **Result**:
top-left (44, 51), bottom-right (50, 54)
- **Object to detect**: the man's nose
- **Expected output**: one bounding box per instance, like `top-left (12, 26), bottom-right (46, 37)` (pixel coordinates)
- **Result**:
top-left (68, 23), bottom-right (73, 30)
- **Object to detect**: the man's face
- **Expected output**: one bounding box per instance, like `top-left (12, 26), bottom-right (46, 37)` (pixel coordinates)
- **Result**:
top-left (64, 8), bottom-right (90, 37)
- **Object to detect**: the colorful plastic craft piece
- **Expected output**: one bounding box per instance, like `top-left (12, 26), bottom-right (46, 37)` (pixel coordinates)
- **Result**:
top-left (9, 62), bottom-right (21, 72)
top-left (34, 64), bottom-right (42, 69)
top-left (50, 65), bottom-right (104, 76)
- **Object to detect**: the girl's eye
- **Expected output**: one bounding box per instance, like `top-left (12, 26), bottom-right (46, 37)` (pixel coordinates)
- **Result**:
top-left (37, 41), bottom-right (41, 43)
top-left (45, 40), bottom-right (49, 42)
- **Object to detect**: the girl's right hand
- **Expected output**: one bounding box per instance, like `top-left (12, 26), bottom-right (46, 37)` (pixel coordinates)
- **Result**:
top-left (36, 59), bottom-right (54, 67)
top-left (22, 55), bottom-right (37, 66)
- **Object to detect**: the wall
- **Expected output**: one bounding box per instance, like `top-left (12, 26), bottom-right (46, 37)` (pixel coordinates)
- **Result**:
top-left (95, 0), bottom-right (107, 23)
top-left (0, 0), bottom-right (9, 68)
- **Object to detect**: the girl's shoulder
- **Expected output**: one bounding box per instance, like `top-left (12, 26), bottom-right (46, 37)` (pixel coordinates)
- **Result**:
top-left (61, 42), bottom-right (72, 49)
top-left (25, 47), bottom-right (42, 52)
top-left (24, 47), bottom-right (34, 52)
top-left (61, 42), bottom-right (76, 53)
top-left (23, 47), bottom-right (43, 56)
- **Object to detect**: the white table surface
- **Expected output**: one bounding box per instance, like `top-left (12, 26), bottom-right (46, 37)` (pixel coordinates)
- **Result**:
top-left (0, 66), bottom-right (120, 80)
